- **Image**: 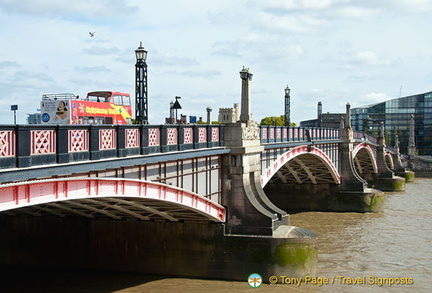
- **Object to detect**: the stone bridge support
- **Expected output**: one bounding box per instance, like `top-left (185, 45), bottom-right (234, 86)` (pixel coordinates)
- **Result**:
top-left (221, 120), bottom-right (317, 279)
top-left (222, 122), bottom-right (289, 236)
top-left (218, 68), bottom-right (317, 280)
top-left (391, 133), bottom-right (415, 182)
top-left (373, 123), bottom-right (406, 191)
top-left (335, 104), bottom-right (384, 212)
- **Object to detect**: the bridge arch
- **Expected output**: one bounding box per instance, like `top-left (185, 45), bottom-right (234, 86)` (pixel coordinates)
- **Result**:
top-left (0, 178), bottom-right (225, 222)
top-left (261, 145), bottom-right (341, 187)
top-left (352, 143), bottom-right (378, 180)
top-left (385, 151), bottom-right (395, 170)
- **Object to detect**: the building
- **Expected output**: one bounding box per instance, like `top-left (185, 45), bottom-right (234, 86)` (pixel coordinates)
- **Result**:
top-left (27, 113), bottom-right (41, 124)
top-left (300, 102), bottom-right (344, 128)
top-left (218, 103), bottom-right (239, 123)
top-left (351, 91), bottom-right (432, 155)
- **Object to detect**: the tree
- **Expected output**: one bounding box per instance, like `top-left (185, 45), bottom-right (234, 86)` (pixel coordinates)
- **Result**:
top-left (260, 115), bottom-right (296, 126)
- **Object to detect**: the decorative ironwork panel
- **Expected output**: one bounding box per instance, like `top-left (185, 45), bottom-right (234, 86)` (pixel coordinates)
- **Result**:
top-left (31, 130), bottom-right (56, 155)
top-left (0, 130), bottom-right (15, 157)
top-left (99, 129), bottom-right (116, 150)
top-left (167, 128), bottom-right (178, 145)
top-left (262, 128), bottom-right (268, 140)
top-left (68, 129), bottom-right (89, 152)
top-left (198, 128), bottom-right (207, 143)
top-left (283, 128), bottom-right (287, 139)
top-left (276, 128), bottom-right (281, 139)
top-left (148, 128), bottom-right (160, 146)
top-left (270, 128), bottom-right (275, 139)
top-left (126, 128), bottom-right (140, 148)
top-left (211, 128), bottom-right (219, 142)
top-left (183, 128), bottom-right (193, 144)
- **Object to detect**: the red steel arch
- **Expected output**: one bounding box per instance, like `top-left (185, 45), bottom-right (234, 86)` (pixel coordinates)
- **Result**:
top-left (352, 143), bottom-right (378, 174)
top-left (260, 145), bottom-right (341, 187)
top-left (0, 178), bottom-right (225, 222)
top-left (385, 151), bottom-right (395, 170)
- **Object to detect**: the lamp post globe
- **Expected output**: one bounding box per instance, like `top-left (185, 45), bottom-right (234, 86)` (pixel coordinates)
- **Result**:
top-left (135, 42), bottom-right (148, 124)
top-left (135, 42), bottom-right (147, 62)
top-left (239, 66), bottom-right (253, 81)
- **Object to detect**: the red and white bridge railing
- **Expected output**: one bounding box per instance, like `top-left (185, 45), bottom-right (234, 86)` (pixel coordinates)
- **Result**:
top-left (0, 178), bottom-right (226, 223)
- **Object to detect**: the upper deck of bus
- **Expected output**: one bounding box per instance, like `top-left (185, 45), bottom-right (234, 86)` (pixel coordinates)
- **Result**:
top-left (41, 91), bottom-right (131, 106)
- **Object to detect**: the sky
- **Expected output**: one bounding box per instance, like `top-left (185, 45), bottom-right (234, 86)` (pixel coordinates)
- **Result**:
top-left (0, 0), bottom-right (431, 125)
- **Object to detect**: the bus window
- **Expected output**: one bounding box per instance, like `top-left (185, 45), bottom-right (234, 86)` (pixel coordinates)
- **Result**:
top-left (95, 117), bottom-right (105, 124)
top-left (123, 95), bottom-right (131, 106)
top-left (87, 93), bottom-right (108, 102)
top-left (87, 95), bottom-right (99, 102)
top-left (113, 95), bottom-right (123, 105)
top-left (105, 117), bottom-right (113, 124)
top-left (84, 116), bottom-right (95, 124)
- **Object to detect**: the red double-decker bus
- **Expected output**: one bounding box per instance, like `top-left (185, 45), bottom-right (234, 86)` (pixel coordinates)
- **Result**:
top-left (40, 91), bottom-right (133, 125)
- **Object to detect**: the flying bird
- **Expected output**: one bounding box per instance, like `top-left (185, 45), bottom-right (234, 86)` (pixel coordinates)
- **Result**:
top-left (89, 31), bottom-right (96, 37)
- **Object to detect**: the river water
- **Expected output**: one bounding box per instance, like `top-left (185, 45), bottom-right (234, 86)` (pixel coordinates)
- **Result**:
top-left (3, 178), bottom-right (432, 292)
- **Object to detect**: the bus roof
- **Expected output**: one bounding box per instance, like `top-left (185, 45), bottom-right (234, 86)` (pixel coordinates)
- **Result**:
top-left (86, 91), bottom-right (129, 98)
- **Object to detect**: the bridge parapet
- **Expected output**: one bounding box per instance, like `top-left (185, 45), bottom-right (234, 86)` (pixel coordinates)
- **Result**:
top-left (353, 131), bottom-right (378, 144)
top-left (260, 126), bottom-right (339, 144)
top-left (0, 124), bottom-right (223, 169)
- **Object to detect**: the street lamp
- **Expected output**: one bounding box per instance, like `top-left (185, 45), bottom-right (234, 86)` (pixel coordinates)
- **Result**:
top-left (239, 66), bottom-right (253, 122)
top-left (169, 101), bottom-right (175, 124)
top-left (172, 96), bottom-right (182, 123)
top-left (135, 42), bottom-right (148, 124)
top-left (284, 85), bottom-right (290, 126)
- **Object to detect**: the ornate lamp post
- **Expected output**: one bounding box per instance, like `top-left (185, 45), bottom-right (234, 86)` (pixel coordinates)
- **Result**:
top-left (284, 85), bottom-right (290, 126)
top-left (169, 101), bottom-right (175, 124)
top-left (172, 96), bottom-right (182, 123)
top-left (135, 42), bottom-right (148, 124)
top-left (239, 66), bottom-right (253, 122)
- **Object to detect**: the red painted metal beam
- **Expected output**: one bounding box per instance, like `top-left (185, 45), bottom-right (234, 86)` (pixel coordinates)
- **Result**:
top-left (260, 145), bottom-right (341, 187)
top-left (0, 178), bottom-right (225, 222)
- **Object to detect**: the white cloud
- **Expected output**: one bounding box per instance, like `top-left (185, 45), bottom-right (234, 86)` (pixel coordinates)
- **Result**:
top-left (83, 46), bottom-right (120, 56)
top-left (0, 0), bottom-right (136, 18)
top-left (397, 0), bottom-right (432, 12)
top-left (257, 12), bottom-right (326, 32)
top-left (357, 92), bottom-right (393, 106)
top-left (263, 0), bottom-right (338, 11)
top-left (330, 5), bottom-right (379, 18)
top-left (0, 61), bottom-right (20, 69)
top-left (0, 0), bottom-right (431, 125)
top-left (340, 51), bottom-right (392, 70)
top-left (354, 51), bottom-right (389, 66)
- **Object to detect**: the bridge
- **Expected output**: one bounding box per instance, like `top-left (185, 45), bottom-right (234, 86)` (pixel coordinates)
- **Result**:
top-left (0, 73), bottom-right (414, 282)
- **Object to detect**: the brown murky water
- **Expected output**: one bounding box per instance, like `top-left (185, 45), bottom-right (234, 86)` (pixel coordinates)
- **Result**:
top-left (3, 179), bottom-right (431, 292)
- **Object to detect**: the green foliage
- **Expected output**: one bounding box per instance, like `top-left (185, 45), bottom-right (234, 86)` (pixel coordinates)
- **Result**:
top-left (131, 119), bottom-right (149, 125)
top-left (260, 115), bottom-right (296, 126)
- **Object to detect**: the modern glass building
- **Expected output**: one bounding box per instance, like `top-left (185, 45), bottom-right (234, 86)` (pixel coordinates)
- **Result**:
top-left (351, 91), bottom-right (432, 155)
